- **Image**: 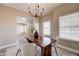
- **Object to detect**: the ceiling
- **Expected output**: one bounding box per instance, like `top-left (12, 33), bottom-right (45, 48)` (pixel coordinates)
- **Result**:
top-left (2, 3), bottom-right (62, 17)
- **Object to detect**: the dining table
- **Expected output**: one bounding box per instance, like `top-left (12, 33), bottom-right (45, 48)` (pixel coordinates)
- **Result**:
top-left (25, 36), bottom-right (56, 56)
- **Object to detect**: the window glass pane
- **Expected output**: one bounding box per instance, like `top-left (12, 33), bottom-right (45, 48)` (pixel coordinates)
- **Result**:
top-left (43, 21), bottom-right (50, 36)
top-left (17, 24), bottom-right (24, 34)
top-left (16, 17), bottom-right (27, 35)
top-left (34, 22), bottom-right (39, 33)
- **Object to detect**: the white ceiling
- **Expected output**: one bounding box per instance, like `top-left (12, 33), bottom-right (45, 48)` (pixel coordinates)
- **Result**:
top-left (2, 3), bottom-right (62, 17)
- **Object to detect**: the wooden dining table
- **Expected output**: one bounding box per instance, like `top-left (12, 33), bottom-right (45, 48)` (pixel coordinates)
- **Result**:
top-left (25, 36), bottom-right (56, 56)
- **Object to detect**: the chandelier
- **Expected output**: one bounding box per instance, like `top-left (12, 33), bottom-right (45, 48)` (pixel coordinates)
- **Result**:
top-left (26, 4), bottom-right (44, 17)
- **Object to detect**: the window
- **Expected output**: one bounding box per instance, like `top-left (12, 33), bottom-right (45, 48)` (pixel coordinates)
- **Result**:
top-left (43, 20), bottom-right (50, 36)
top-left (16, 17), bottom-right (27, 35)
top-left (17, 23), bottom-right (27, 34)
top-left (34, 22), bottom-right (39, 33)
top-left (33, 20), bottom-right (39, 33)
top-left (59, 12), bottom-right (79, 42)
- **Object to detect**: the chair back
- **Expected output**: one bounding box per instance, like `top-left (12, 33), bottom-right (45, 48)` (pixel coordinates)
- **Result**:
top-left (16, 34), bottom-right (28, 49)
top-left (21, 43), bottom-right (36, 56)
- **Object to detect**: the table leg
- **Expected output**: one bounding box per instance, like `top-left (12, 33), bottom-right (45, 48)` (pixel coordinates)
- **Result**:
top-left (41, 44), bottom-right (52, 56)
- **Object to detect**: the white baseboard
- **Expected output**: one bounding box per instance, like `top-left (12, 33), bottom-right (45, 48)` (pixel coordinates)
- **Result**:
top-left (0, 43), bottom-right (16, 49)
top-left (57, 44), bottom-right (79, 54)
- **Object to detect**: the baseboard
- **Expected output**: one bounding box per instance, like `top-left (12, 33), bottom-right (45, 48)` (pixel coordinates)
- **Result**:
top-left (0, 43), bottom-right (16, 49)
top-left (57, 44), bottom-right (79, 54)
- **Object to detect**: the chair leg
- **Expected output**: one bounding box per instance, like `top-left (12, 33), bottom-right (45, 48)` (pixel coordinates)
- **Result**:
top-left (35, 46), bottom-right (37, 56)
top-left (54, 47), bottom-right (58, 56)
top-left (16, 49), bottom-right (21, 56)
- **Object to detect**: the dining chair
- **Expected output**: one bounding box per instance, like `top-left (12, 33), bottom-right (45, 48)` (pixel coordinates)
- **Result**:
top-left (16, 34), bottom-right (29, 56)
top-left (21, 43), bottom-right (36, 56)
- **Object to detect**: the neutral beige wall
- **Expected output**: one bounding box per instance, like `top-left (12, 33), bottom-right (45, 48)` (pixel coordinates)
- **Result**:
top-left (39, 3), bottom-right (79, 51)
top-left (0, 4), bottom-right (38, 47)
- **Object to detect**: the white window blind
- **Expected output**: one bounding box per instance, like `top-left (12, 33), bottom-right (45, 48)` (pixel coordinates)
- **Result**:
top-left (59, 12), bottom-right (79, 42)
